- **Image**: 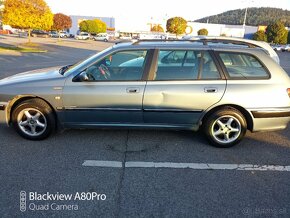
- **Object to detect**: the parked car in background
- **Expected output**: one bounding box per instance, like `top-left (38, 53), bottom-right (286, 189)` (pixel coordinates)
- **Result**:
top-left (282, 44), bottom-right (290, 52)
top-left (119, 35), bottom-right (132, 40)
top-left (75, 32), bottom-right (90, 40)
top-left (31, 30), bottom-right (49, 38)
top-left (18, 31), bottom-right (28, 38)
top-left (0, 39), bottom-right (289, 148)
top-left (271, 44), bottom-right (284, 52)
top-left (182, 36), bottom-right (280, 64)
top-left (59, 31), bottom-right (70, 38)
top-left (93, 33), bottom-right (109, 42)
top-left (49, 31), bottom-right (59, 38)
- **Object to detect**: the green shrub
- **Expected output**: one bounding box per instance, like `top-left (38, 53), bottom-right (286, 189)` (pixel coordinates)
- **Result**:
top-left (79, 19), bottom-right (106, 34)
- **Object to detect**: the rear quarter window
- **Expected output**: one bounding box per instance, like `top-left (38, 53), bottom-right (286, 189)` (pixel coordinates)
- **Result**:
top-left (218, 52), bottom-right (270, 79)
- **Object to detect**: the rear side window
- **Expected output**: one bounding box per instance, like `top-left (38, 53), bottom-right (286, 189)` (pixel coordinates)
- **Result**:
top-left (154, 50), bottom-right (221, 80)
top-left (219, 52), bottom-right (269, 79)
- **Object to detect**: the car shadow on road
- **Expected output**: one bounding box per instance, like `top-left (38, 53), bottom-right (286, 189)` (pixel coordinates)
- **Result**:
top-left (1, 123), bottom-right (290, 166)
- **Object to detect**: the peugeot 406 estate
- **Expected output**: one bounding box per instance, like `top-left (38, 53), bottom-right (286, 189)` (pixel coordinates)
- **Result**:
top-left (0, 39), bottom-right (290, 147)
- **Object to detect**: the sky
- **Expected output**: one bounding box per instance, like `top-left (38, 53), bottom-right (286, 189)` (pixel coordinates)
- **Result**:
top-left (45, 0), bottom-right (290, 30)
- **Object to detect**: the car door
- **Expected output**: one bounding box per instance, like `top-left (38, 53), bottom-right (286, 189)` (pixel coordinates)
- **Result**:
top-left (62, 49), bottom-right (152, 126)
top-left (143, 49), bottom-right (226, 125)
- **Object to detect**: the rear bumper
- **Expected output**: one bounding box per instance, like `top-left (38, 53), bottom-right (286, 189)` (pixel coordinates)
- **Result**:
top-left (250, 107), bottom-right (290, 131)
top-left (251, 110), bottom-right (290, 118)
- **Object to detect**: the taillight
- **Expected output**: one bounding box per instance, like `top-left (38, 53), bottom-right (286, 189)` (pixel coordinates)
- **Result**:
top-left (287, 88), bottom-right (290, 97)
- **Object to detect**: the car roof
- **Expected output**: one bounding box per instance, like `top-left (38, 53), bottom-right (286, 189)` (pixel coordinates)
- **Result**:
top-left (112, 38), bottom-right (280, 64)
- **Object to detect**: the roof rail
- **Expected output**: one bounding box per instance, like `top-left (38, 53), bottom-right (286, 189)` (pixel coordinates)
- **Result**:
top-left (115, 38), bottom-right (258, 48)
top-left (114, 40), bottom-right (132, 45)
top-left (196, 38), bottom-right (257, 48)
top-left (131, 39), bottom-right (204, 45)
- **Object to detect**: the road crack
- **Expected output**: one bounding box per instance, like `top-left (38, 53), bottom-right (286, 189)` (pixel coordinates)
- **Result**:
top-left (115, 130), bottom-right (129, 218)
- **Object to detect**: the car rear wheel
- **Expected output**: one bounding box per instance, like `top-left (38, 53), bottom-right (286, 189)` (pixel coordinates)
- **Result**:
top-left (12, 99), bottom-right (55, 140)
top-left (203, 108), bottom-right (247, 148)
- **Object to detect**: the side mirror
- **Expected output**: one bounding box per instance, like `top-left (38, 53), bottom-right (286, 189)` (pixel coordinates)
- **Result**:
top-left (73, 71), bottom-right (89, 82)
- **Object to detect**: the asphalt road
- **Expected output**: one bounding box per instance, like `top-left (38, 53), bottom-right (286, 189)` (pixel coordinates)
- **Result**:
top-left (0, 36), bottom-right (290, 218)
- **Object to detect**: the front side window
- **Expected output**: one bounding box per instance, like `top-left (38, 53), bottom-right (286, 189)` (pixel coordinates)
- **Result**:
top-left (85, 50), bottom-right (148, 81)
top-left (154, 50), bottom-right (220, 80)
top-left (219, 52), bottom-right (269, 79)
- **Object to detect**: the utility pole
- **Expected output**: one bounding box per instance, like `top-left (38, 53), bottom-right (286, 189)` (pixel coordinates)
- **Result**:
top-left (243, 7), bottom-right (248, 28)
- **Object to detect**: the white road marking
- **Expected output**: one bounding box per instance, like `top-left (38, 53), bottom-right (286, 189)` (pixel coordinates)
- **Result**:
top-left (82, 160), bottom-right (290, 172)
top-left (82, 160), bottom-right (122, 168)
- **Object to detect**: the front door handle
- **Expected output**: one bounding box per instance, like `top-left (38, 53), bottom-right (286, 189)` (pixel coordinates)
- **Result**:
top-left (204, 87), bottom-right (218, 93)
top-left (126, 87), bottom-right (140, 93)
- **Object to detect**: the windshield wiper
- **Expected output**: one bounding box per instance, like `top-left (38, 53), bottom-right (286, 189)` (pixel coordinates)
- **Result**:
top-left (59, 64), bottom-right (73, 75)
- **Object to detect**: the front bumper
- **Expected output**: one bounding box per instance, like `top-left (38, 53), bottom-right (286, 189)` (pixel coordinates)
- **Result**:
top-left (0, 102), bottom-right (7, 111)
top-left (0, 102), bottom-right (8, 126)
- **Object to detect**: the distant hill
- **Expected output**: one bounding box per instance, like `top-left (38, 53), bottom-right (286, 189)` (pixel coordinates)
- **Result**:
top-left (195, 7), bottom-right (290, 26)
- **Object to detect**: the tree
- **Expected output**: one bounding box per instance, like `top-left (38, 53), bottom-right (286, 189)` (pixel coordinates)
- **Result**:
top-left (3, 0), bottom-right (53, 42)
top-left (52, 13), bottom-right (72, 31)
top-left (79, 19), bottom-right (106, 34)
top-left (94, 19), bottom-right (106, 34)
top-left (166, 17), bottom-right (187, 37)
top-left (197, 28), bottom-right (208, 36)
top-left (0, 0), bottom-right (4, 27)
top-left (151, 25), bottom-right (164, 32)
top-left (266, 21), bottom-right (288, 44)
top-left (252, 30), bottom-right (267, 42)
top-left (52, 13), bottom-right (72, 40)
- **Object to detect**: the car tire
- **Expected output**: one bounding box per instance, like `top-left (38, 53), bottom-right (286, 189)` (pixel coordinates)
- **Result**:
top-left (12, 99), bottom-right (55, 140)
top-left (203, 107), bottom-right (247, 148)
top-left (104, 39), bottom-right (108, 42)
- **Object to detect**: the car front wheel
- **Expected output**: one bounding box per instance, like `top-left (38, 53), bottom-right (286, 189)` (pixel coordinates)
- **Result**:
top-left (203, 108), bottom-right (247, 148)
top-left (12, 99), bottom-right (55, 140)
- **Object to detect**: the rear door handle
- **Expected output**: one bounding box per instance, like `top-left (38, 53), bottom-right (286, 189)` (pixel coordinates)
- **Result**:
top-left (204, 87), bottom-right (218, 93)
top-left (126, 87), bottom-right (140, 93)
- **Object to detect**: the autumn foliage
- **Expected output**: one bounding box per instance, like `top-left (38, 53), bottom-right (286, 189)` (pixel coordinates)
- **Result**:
top-left (197, 28), bottom-right (208, 36)
top-left (52, 13), bottom-right (72, 31)
top-left (166, 17), bottom-right (187, 36)
top-left (3, 0), bottom-right (53, 30)
top-left (151, 25), bottom-right (164, 32)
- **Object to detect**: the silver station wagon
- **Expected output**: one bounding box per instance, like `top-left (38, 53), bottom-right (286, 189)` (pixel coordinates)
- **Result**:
top-left (0, 39), bottom-right (290, 147)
